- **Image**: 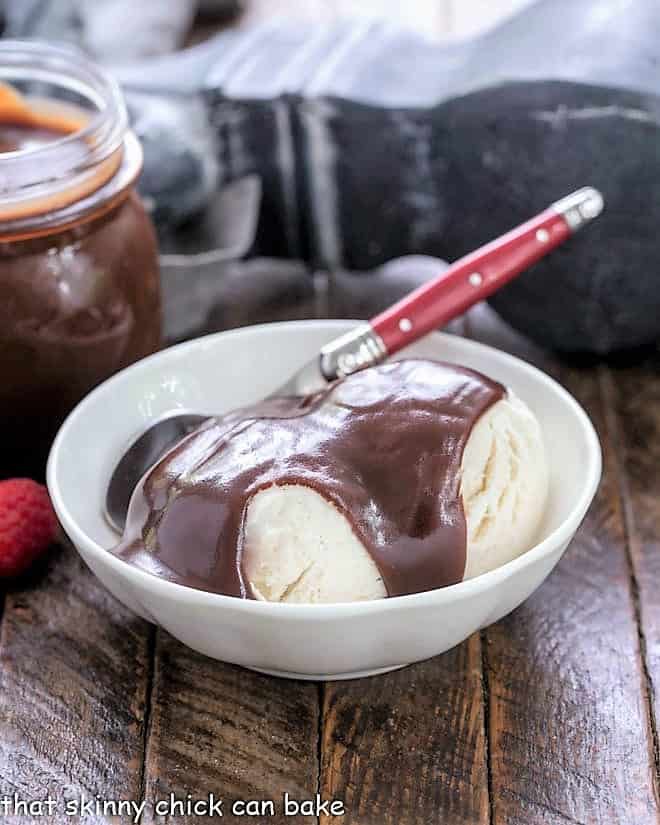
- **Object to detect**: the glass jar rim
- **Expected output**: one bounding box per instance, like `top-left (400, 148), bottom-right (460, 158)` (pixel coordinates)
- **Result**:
top-left (0, 40), bottom-right (129, 224)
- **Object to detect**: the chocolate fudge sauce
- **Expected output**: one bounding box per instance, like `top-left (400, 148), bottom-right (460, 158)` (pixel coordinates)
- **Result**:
top-left (0, 88), bottom-right (161, 473)
top-left (115, 360), bottom-right (505, 599)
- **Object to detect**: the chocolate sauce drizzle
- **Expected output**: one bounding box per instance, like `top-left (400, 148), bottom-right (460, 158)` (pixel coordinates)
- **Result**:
top-left (114, 359), bottom-right (504, 598)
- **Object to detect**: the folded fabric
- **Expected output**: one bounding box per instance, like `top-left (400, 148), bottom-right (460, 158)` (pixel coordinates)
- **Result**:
top-left (2, 0), bottom-right (197, 59)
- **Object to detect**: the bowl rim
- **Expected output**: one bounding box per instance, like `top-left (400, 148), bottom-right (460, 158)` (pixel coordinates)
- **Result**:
top-left (47, 319), bottom-right (602, 618)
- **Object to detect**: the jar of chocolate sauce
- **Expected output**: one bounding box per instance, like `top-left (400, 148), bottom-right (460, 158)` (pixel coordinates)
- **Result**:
top-left (0, 41), bottom-right (161, 473)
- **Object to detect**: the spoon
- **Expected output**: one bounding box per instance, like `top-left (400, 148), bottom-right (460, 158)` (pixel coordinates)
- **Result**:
top-left (0, 81), bottom-right (85, 133)
top-left (0, 81), bottom-right (41, 126)
top-left (105, 186), bottom-right (604, 532)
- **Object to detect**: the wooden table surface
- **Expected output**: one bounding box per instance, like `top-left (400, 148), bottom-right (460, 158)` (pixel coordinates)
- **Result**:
top-left (0, 263), bottom-right (658, 824)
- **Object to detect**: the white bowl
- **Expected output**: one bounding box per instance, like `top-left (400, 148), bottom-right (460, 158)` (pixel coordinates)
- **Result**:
top-left (47, 321), bottom-right (601, 680)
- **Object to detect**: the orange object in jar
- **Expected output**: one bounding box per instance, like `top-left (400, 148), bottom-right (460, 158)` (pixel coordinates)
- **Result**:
top-left (0, 41), bottom-right (162, 470)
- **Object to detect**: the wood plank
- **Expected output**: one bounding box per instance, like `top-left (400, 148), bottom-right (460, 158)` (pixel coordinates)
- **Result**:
top-left (319, 641), bottom-right (490, 825)
top-left (318, 314), bottom-right (490, 825)
top-left (466, 305), bottom-right (658, 825)
top-left (137, 273), bottom-right (324, 825)
top-left (603, 352), bottom-right (660, 800)
top-left (0, 540), bottom-right (153, 824)
top-left (141, 631), bottom-right (319, 824)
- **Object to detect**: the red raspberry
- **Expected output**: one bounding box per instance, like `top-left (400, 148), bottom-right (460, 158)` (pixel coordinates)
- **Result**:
top-left (0, 479), bottom-right (58, 577)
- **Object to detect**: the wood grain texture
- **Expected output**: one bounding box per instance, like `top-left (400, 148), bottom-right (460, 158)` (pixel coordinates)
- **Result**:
top-left (320, 640), bottom-right (490, 825)
top-left (0, 541), bottom-right (152, 825)
top-left (318, 314), bottom-right (490, 825)
top-left (141, 630), bottom-right (319, 824)
top-left (466, 305), bottom-right (659, 825)
top-left (604, 353), bottom-right (660, 803)
top-left (137, 278), bottom-right (322, 824)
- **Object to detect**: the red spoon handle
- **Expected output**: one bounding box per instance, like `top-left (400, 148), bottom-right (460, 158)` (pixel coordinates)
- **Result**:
top-left (372, 202), bottom-right (576, 354)
top-left (318, 187), bottom-right (603, 381)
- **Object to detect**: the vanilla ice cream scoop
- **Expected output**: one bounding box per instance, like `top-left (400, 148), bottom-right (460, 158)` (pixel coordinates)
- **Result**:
top-left (461, 391), bottom-right (548, 579)
top-left (115, 359), bottom-right (546, 603)
top-left (244, 390), bottom-right (548, 603)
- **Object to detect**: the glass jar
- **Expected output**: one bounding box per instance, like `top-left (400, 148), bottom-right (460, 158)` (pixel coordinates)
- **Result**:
top-left (0, 41), bottom-right (162, 471)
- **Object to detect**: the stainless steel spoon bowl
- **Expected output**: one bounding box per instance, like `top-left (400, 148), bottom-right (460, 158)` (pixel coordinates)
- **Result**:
top-left (105, 411), bottom-right (207, 533)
